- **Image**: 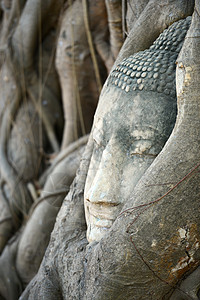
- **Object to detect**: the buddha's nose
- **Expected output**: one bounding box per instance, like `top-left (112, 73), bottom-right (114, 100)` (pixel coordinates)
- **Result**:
top-left (86, 144), bottom-right (121, 205)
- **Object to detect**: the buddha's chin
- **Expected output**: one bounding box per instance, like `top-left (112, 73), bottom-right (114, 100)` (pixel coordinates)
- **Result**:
top-left (86, 223), bottom-right (111, 243)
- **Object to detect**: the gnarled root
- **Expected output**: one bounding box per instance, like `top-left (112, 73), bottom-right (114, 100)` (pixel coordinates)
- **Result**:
top-left (0, 234), bottom-right (22, 300)
top-left (15, 138), bottom-right (87, 287)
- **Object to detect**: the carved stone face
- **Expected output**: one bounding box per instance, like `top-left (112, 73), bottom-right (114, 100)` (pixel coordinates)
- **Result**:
top-left (84, 18), bottom-right (191, 242)
top-left (84, 17), bottom-right (191, 243)
top-left (84, 86), bottom-right (176, 243)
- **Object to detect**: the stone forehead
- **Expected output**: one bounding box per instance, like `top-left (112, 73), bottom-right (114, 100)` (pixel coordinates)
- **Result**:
top-left (109, 17), bottom-right (191, 97)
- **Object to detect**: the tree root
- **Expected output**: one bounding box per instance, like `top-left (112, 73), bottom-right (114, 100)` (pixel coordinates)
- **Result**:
top-left (0, 233), bottom-right (22, 300)
top-left (0, 189), bottom-right (13, 254)
top-left (0, 85), bottom-right (32, 225)
top-left (39, 134), bottom-right (89, 186)
top-left (28, 84), bottom-right (60, 153)
top-left (105, 0), bottom-right (123, 58)
top-left (82, 0), bottom-right (102, 94)
top-left (15, 143), bottom-right (85, 287)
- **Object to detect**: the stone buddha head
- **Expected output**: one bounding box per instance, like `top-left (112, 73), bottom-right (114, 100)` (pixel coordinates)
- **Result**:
top-left (84, 17), bottom-right (191, 243)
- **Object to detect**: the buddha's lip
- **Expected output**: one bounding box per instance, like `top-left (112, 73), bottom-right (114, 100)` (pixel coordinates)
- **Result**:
top-left (85, 198), bottom-right (121, 206)
top-left (89, 216), bottom-right (113, 229)
top-left (89, 209), bottom-right (116, 222)
top-left (85, 199), bottom-right (120, 222)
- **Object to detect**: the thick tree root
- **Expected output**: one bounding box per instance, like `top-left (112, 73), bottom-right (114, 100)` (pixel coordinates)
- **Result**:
top-left (40, 134), bottom-right (89, 185)
top-left (15, 141), bottom-right (86, 288)
top-left (0, 234), bottom-right (22, 300)
top-left (0, 189), bottom-right (13, 254)
top-left (0, 84), bottom-right (32, 224)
